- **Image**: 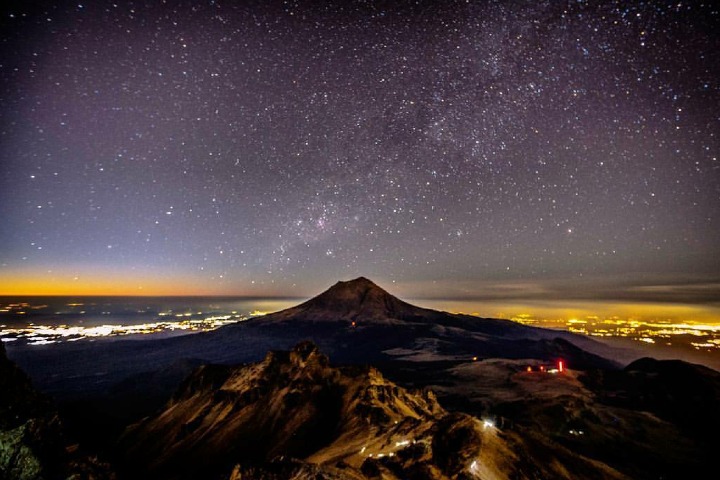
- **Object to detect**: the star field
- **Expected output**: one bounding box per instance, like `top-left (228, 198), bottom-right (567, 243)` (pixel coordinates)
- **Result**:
top-left (0, 0), bottom-right (718, 300)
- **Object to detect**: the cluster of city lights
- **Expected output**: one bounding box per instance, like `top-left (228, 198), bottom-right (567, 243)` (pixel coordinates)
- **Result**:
top-left (0, 299), bottom-right (275, 345)
top-left (3, 300), bottom-right (718, 353)
top-left (0, 315), bottom-right (247, 345)
top-left (509, 314), bottom-right (720, 352)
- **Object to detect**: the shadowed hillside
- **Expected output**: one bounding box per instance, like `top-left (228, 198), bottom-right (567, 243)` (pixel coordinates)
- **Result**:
top-left (0, 342), bottom-right (113, 480)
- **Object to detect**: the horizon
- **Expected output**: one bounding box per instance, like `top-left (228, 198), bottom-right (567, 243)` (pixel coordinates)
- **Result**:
top-left (1, 274), bottom-right (718, 324)
top-left (2, 277), bottom-right (719, 326)
top-left (3, 278), bottom-right (720, 371)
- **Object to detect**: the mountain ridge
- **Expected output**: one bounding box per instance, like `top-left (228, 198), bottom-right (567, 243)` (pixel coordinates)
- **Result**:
top-left (120, 341), bottom-right (626, 480)
top-left (120, 341), bottom-right (461, 479)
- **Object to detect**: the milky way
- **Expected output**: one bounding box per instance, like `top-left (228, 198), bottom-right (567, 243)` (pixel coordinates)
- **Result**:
top-left (0, 1), bottom-right (718, 299)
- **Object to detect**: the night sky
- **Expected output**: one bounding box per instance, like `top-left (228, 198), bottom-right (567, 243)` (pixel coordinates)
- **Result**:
top-left (1, 1), bottom-right (719, 307)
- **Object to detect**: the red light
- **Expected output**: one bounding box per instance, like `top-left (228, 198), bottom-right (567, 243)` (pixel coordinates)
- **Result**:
top-left (558, 360), bottom-right (564, 373)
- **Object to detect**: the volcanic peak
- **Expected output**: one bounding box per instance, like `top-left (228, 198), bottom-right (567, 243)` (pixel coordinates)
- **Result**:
top-left (266, 277), bottom-right (434, 324)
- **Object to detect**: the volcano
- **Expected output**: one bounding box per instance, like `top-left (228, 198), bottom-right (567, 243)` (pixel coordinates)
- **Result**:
top-left (212, 277), bottom-right (618, 369)
top-left (8, 277), bottom-right (619, 401)
top-left (262, 276), bottom-right (440, 324)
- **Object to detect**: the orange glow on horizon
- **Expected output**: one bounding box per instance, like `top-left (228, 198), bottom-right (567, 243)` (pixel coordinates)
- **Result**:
top-left (415, 299), bottom-right (720, 325)
top-left (1, 277), bottom-right (202, 296)
top-left (0, 268), bottom-right (231, 296)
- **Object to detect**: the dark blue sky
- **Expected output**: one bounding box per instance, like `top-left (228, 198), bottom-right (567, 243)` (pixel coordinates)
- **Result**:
top-left (0, 1), bottom-right (718, 304)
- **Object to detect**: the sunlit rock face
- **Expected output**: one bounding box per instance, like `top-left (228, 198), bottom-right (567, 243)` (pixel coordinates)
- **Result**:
top-left (119, 340), bottom-right (639, 480)
top-left (121, 341), bottom-right (523, 480)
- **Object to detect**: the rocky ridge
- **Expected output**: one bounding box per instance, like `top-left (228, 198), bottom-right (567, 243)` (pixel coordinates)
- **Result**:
top-left (121, 341), bottom-right (519, 480)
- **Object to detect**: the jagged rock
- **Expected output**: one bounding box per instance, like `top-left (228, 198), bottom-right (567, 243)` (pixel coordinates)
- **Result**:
top-left (0, 342), bottom-right (114, 480)
top-left (431, 413), bottom-right (483, 476)
top-left (227, 457), bottom-right (363, 480)
top-left (0, 341), bottom-right (63, 480)
top-left (120, 342), bottom-right (496, 479)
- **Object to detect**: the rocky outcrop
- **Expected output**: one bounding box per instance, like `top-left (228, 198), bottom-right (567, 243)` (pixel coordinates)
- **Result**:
top-left (0, 342), bottom-right (113, 480)
top-left (0, 341), bottom-right (64, 480)
top-left (121, 341), bottom-right (510, 480)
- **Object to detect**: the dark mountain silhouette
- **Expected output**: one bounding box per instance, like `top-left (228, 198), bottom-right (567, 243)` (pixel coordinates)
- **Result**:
top-left (0, 341), bottom-right (62, 480)
top-left (581, 357), bottom-right (720, 446)
top-left (215, 277), bottom-right (619, 369)
top-left (264, 276), bottom-right (446, 324)
top-left (255, 277), bottom-right (546, 334)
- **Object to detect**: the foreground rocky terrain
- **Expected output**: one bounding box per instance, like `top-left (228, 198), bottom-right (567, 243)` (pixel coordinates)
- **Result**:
top-left (0, 342), bottom-right (112, 480)
top-left (120, 341), bottom-right (626, 480)
top-left (123, 341), bottom-right (441, 478)
top-left (120, 338), bottom-right (720, 479)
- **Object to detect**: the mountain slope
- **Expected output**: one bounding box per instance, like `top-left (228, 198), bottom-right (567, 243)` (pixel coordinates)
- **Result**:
top-left (120, 342), bottom-right (627, 480)
top-left (576, 357), bottom-right (720, 477)
top-left (263, 276), bottom-right (448, 324)
top-left (214, 277), bottom-right (619, 369)
top-left (121, 341), bottom-right (460, 479)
